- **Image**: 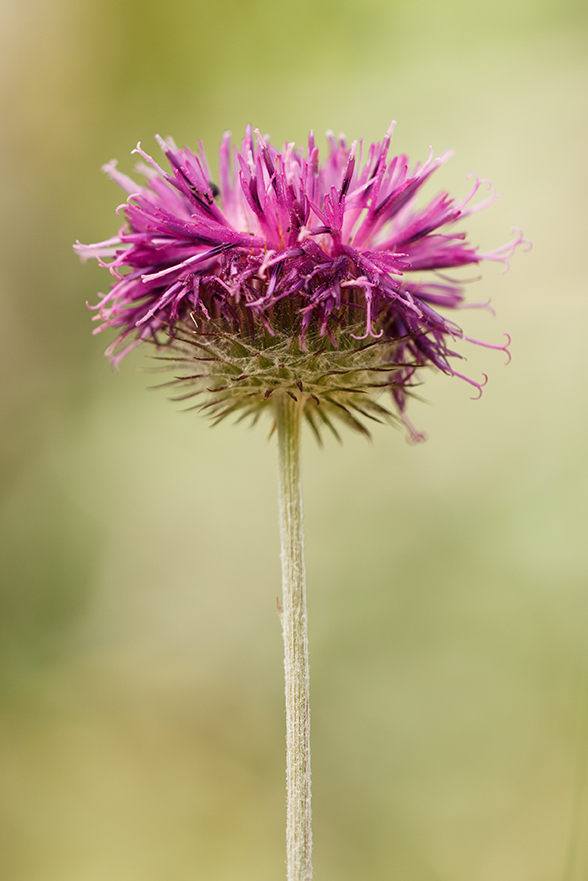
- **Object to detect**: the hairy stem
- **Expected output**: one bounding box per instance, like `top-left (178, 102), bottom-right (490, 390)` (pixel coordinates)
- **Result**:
top-left (275, 392), bottom-right (312, 881)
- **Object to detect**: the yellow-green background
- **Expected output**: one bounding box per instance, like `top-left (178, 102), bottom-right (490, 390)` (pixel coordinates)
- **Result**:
top-left (1, 1), bottom-right (587, 878)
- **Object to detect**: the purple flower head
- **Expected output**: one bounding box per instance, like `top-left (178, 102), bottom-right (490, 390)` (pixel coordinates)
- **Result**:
top-left (75, 123), bottom-right (527, 441)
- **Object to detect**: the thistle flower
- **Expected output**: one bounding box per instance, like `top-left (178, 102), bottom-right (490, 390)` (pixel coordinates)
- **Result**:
top-left (76, 123), bottom-right (526, 881)
top-left (75, 122), bottom-right (524, 443)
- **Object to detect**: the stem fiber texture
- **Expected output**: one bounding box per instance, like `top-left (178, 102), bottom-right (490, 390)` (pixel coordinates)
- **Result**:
top-left (276, 393), bottom-right (312, 881)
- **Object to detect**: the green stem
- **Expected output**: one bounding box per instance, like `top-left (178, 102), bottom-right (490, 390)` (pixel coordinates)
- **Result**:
top-left (275, 392), bottom-right (312, 881)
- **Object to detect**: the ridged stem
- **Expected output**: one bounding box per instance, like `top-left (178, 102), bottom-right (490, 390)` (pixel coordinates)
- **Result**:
top-left (275, 392), bottom-right (312, 881)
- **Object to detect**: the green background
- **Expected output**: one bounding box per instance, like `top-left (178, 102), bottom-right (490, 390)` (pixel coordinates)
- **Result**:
top-left (1, 0), bottom-right (587, 878)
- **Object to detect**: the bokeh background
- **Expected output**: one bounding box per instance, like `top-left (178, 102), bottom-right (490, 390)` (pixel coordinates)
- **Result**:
top-left (1, 0), bottom-right (587, 879)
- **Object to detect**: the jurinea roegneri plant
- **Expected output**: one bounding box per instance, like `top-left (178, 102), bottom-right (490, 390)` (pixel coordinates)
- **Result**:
top-left (76, 122), bottom-right (526, 881)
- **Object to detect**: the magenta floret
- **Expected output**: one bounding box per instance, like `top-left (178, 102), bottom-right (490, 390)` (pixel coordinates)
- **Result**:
top-left (75, 122), bottom-right (526, 411)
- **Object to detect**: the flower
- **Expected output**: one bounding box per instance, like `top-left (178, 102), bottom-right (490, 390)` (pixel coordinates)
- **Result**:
top-left (75, 122), bottom-right (526, 442)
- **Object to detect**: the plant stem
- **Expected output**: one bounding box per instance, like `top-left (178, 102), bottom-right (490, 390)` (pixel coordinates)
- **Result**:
top-left (275, 392), bottom-right (312, 881)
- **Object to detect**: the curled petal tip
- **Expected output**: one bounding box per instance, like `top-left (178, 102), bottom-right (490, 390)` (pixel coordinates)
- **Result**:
top-left (512, 226), bottom-right (533, 252)
top-left (470, 373), bottom-right (489, 399)
top-left (452, 370), bottom-right (488, 400)
top-left (401, 413), bottom-right (427, 444)
top-left (462, 332), bottom-right (511, 364)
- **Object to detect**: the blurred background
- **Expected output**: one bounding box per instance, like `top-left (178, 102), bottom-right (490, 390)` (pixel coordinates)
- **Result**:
top-left (0, 0), bottom-right (587, 879)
